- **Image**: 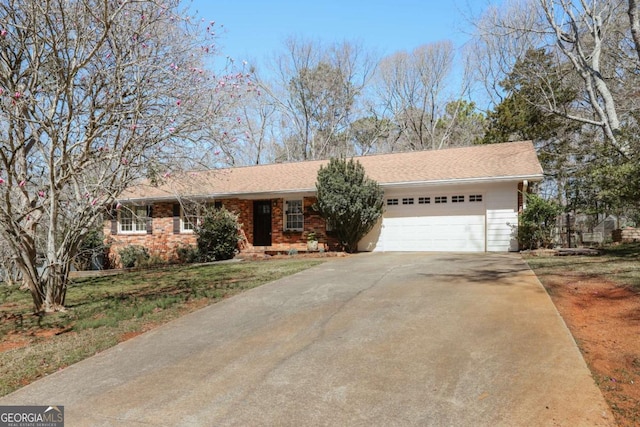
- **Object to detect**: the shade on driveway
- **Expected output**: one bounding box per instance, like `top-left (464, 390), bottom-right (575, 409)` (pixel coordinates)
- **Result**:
top-left (0, 253), bottom-right (614, 426)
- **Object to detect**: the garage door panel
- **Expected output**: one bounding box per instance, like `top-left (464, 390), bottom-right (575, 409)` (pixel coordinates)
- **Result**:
top-left (380, 215), bottom-right (485, 252)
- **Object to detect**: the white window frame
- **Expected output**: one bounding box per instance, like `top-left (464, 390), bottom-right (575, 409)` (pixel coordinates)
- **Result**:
top-left (469, 194), bottom-right (483, 202)
top-left (119, 205), bottom-right (148, 234)
top-left (181, 206), bottom-right (200, 233)
top-left (284, 199), bottom-right (304, 231)
top-left (180, 202), bottom-right (220, 233)
top-left (386, 198), bottom-right (399, 206)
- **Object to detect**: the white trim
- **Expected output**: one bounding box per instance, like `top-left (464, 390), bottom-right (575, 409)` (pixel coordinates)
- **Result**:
top-left (379, 174), bottom-right (543, 189)
top-left (180, 207), bottom-right (197, 233)
top-left (118, 205), bottom-right (148, 234)
top-left (283, 198), bottom-right (304, 231)
top-left (119, 175), bottom-right (543, 204)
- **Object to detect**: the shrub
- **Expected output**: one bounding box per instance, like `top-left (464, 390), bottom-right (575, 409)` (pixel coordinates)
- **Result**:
top-left (118, 245), bottom-right (150, 268)
top-left (176, 244), bottom-right (200, 264)
top-left (196, 208), bottom-right (241, 261)
top-left (518, 193), bottom-right (562, 250)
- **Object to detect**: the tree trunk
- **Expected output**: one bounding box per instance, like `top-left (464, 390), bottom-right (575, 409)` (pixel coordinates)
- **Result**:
top-left (23, 274), bottom-right (44, 314)
top-left (42, 260), bottom-right (69, 312)
top-left (629, 0), bottom-right (640, 62)
top-left (18, 251), bottom-right (70, 313)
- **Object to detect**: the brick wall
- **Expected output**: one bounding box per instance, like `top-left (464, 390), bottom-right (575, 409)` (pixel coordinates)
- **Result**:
top-left (612, 228), bottom-right (640, 243)
top-left (104, 202), bottom-right (197, 267)
top-left (104, 197), bottom-right (338, 266)
top-left (249, 196), bottom-right (338, 252)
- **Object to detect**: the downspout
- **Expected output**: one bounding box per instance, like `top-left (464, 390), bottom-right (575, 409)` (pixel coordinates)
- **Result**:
top-left (519, 180), bottom-right (529, 252)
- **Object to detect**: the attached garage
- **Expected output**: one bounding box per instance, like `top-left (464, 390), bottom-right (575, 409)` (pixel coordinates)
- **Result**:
top-left (378, 193), bottom-right (486, 252)
top-left (359, 180), bottom-right (528, 253)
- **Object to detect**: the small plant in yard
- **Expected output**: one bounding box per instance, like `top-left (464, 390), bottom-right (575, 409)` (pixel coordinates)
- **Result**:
top-left (176, 244), bottom-right (199, 264)
top-left (118, 245), bottom-right (150, 268)
top-left (518, 193), bottom-right (562, 250)
top-left (196, 208), bottom-right (241, 261)
top-left (306, 230), bottom-right (318, 251)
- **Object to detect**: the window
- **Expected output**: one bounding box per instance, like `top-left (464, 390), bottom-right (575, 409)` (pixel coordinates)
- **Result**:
top-left (285, 199), bottom-right (304, 230)
top-left (402, 197), bottom-right (414, 205)
top-left (469, 194), bottom-right (483, 202)
top-left (181, 205), bottom-right (200, 232)
top-left (179, 202), bottom-right (220, 233)
top-left (452, 195), bottom-right (465, 203)
top-left (418, 197), bottom-right (431, 204)
top-left (387, 198), bottom-right (399, 206)
top-left (119, 206), bottom-right (148, 233)
top-left (435, 196), bottom-right (447, 204)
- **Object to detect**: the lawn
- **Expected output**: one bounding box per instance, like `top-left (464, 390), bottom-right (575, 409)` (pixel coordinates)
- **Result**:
top-left (525, 243), bottom-right (640, 292)
top-left (0, 258), bottom-right (324, 397)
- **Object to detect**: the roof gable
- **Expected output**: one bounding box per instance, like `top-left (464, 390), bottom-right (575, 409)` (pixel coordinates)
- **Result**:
top-left (121, 141), bottom-right (543, 201)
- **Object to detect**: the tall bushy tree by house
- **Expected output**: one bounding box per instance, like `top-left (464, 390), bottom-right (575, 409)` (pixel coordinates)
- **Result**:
top-left (481, 48), bottom-right (584, 207)
top-left (482, 49), bottom-right (578, 147)
top-left (0, 0), bottom-right (249, 312)
top-left (315, 158), bottom-right (384, 253)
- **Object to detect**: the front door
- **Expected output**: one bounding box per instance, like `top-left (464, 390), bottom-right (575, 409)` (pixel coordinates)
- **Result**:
top-left (253, 200), bottom-right (272, 246)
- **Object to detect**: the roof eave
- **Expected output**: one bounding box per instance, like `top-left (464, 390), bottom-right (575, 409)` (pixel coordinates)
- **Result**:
top-left (118, 188), bottom-right (318, 204)
top-left (119, 174), bottom-right (544, 203)
top-left (379, 174), bottom-right (544, 189)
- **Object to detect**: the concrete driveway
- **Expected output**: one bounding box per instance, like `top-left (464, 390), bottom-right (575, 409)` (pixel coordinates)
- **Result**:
top-left (0, 253), bottom-right (614, 426)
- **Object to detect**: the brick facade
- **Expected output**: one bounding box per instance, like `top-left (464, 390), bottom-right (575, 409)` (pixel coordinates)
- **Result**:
top-left (613, 227), bottom-right (640, 243)
top-left (105, 197), bottom-right (337, 267)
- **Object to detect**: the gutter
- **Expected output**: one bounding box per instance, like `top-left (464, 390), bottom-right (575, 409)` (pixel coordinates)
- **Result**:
top-left (119, 174), bottom-right (544, 204)
top-left (379, 174), bottom-right (544, 189)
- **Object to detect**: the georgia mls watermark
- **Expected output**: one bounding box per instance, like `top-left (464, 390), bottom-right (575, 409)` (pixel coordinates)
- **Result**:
top-left (0, 406), bottom-right (64, 427)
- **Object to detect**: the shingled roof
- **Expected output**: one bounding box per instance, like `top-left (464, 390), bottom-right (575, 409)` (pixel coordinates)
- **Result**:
top-left (121, 141), bottom-right (543, 202)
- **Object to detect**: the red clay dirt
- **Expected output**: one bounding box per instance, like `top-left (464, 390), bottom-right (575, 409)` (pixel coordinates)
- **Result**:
top-left (541, 274), bottom-right (640, 427)
top-left (0, 328), bottom-right (65, 353)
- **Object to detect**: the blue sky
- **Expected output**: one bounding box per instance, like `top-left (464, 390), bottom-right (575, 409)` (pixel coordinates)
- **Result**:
top-left (188, 0), bottom-right (484, 64)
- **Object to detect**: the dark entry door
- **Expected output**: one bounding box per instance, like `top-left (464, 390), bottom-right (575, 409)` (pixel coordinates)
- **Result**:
top-left (253, 200), bottom-right (272, 246)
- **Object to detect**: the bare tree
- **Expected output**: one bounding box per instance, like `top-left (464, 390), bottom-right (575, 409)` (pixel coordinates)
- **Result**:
top-left (238, 87), bottom-right (278, 165)
top-left (259, 38), bottom-right (376, 161)
top-left (0, 0), bottom-right (248, 312)
top-left (375, 41), bottom-right (474, 150)
top-left (213, 64), bottom-right (280, 166)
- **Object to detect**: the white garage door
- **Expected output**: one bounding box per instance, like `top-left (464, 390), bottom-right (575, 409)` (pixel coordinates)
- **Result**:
top-left (378, 194), bottom-right (485, 252)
